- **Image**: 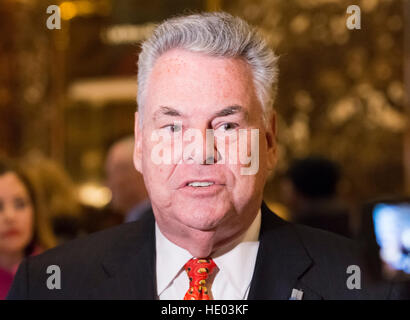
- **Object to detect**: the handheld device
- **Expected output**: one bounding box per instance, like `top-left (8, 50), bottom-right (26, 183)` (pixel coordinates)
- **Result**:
top-left (361, 198), bottom-right (410, 280)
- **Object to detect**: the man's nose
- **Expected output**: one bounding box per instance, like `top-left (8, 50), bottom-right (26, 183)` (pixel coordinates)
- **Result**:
top-left (183, 128), bottom-right (220, 165)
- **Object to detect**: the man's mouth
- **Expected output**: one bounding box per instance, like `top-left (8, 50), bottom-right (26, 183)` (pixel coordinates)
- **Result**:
top-left (177, 178), bottom-right (225, 197)
top-left (187, 181), bottom-right (215, 187)
top-left (180, 180), bottom-right (223, 197)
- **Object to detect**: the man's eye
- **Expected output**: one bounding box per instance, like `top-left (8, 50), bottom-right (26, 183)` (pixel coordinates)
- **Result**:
top-left (163, 124), bottom-right (182, 133)
top-left (217, 123), bottom-right (239, 132)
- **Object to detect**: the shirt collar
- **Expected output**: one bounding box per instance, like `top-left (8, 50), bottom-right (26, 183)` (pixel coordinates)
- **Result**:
top-left (213, 210), bottom-right (261, 298)
top-left (155, 209), bottom-right (261, 297)
top-left (155, 224), bottom-right (192, 296)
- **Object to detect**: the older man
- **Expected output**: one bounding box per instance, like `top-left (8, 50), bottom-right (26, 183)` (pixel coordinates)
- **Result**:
top-left (105, 136), bottom-right (151, 223)
top-left (7, 12), bottom-right (403, 300)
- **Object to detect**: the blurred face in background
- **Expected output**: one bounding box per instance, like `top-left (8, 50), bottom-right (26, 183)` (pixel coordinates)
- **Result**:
top-left (0, 172), bottom-right (34, 257)
top-left (106, 141), bottom-right (148, 214)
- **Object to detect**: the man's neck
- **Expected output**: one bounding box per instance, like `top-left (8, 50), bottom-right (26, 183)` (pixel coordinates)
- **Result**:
top-left (156, 209), bottom-right (261, 258)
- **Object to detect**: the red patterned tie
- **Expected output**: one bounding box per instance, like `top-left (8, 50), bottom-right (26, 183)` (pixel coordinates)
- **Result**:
top-left (183, 258), bottom-right (217, 300)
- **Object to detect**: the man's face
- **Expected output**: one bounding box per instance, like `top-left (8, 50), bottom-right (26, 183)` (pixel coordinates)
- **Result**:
top-left (134, 49), bottom-right (276, 250)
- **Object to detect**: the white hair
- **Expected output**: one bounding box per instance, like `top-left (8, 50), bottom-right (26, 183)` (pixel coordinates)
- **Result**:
top-left (137, 12), bottom-right (279, 127)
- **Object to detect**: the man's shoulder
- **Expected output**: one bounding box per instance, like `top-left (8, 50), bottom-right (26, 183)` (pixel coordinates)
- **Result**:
top-left (34, 220), bottom-right (145, 263)
top-left (258, 208), bottom-right (396, 299)
top-left (261, 206), bottom-right (357, 259)
top-left (7, 216), bottom-right (155, 300)
top-left (292, 223), bottom-right (397, 298)
top-left (21, 221), bottom-right (146, 288)
top-left (263, 211), bottom-right (360, 268)
top-left (292, 222), bottom-right (357, 257)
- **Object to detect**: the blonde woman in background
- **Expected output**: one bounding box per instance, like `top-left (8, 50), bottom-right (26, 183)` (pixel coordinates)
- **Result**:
top-left (0, 158), bottom-right (56, 299)
top-left (23, 152), bottom-right (83, 243)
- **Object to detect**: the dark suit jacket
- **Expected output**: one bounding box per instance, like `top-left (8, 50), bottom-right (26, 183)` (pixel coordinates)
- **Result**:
top-left (7, 203), bottom-right (405, 299)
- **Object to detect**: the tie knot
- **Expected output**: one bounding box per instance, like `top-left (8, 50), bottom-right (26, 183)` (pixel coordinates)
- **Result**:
top-left (183, 258), bottom-right (217, 300)
top-left (184, 258), bottom-right (216, 279)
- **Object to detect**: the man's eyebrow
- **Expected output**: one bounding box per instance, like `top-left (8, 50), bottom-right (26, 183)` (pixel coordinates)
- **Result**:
top-left (213, 105), bottom-right (248, 119)
top-left (153, 106), bottom-right (182, 121)
top-left (153, 105), bottom-right (247, 121)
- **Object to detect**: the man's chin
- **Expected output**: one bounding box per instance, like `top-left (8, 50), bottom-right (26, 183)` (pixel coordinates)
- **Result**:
top-left (175, 203), bottom-right (231, 225)
top-left (182, 218), bottom-right (221, 232)
top-left (177, 212), bottom-right (227, 232)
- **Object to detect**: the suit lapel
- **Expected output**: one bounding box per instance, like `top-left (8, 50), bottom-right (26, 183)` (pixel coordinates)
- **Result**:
top-left (88, 213), bottom-right (157, 299)
top-left (248, 203), bottom-right (320, 300)
top-left (87, 204), bottom-right (321, 300)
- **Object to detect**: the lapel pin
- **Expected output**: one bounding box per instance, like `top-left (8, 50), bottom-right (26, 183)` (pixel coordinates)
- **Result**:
top-left (289, 288), bottom-right (304, 300)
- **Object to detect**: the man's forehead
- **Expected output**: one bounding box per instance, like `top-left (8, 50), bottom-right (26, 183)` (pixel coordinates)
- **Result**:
top-left (144, 49), bottom-right (259, 115)
top-left (150, 48), bottom-right (252, 81)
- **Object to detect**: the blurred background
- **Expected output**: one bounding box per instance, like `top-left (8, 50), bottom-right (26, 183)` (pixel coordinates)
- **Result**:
top-left (0, 0), bottom-right (409, 236)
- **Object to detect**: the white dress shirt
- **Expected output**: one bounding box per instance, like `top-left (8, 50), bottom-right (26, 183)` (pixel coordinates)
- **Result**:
top-left (156, 209), bottom-right (261, 300)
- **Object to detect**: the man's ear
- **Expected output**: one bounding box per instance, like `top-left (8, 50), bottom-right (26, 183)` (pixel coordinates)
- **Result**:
top-left (133, 112), bottom-right (143, 173)
top-left (266, 111), bottom-right (278, 171)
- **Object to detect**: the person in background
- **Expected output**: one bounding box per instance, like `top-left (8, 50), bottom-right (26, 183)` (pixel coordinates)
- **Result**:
top-left (22, 153), bottom-right (83, 243)
top-left (281, 156), bottom-right (352, 237)
top-left (0, 158), bottom-right (56, 299)
top-left (105, 136), bottom-right (151, 223)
